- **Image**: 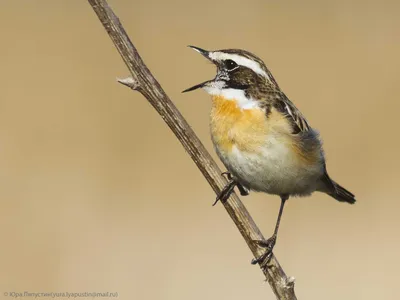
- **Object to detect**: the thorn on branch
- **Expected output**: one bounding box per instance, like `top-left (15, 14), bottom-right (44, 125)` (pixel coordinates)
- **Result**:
top-left (117, 76), bottom-right (139, 90)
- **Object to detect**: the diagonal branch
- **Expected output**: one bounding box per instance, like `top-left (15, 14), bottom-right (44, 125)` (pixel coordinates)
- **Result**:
top-left (87, 1), bottom-right (297, 299)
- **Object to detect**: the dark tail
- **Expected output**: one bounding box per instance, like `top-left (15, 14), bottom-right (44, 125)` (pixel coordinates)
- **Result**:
top-left (321, 173), bottom-right (356, 204)
top-left (330, 181), bottom-right (356, 204)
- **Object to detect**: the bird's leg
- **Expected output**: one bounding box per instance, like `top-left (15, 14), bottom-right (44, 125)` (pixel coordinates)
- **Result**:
top-left (221, 172), bottom-right (249, 196)
top-left (251, 195), bottom-right (288, 266)
top-left (237, 183), bottom-right (250, 197)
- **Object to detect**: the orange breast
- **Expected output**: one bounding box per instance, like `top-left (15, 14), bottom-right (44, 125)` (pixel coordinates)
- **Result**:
top-left (209, 95), bottom-right (319, 167)
top-left (210, 95), bottom-right (268, 153)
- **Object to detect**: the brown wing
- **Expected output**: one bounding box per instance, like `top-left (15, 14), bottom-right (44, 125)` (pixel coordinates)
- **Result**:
top-left (273, 97), bottom-right (310, 134)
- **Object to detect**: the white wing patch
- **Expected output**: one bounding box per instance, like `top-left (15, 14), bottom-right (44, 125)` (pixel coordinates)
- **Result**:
top-left (209, 52), bottom-right (270, 80)
top-left (281, 100), bottom-right (310, 132)
top-left (284, 102), bottom-right (293, 117)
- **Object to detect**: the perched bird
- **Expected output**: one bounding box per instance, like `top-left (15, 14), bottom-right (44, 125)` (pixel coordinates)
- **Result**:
top-left (183, 46), bottom-right (355, 263)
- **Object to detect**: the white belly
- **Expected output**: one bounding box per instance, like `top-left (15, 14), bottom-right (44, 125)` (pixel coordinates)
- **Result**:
top-left (215, 134), bottom-right (324, 197)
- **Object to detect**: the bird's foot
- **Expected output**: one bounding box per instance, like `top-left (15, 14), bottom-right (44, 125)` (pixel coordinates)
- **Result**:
top-left (251, 235), bottom-right (277, 266)
top-left (221, 172), bottom-right (249, 197)
top-left (213, 172), bottom-right (250, 206)
top-left (213, 179), bottom-right (236, 206)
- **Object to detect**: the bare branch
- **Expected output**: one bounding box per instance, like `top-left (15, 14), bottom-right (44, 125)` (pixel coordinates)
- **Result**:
top-left (87, 1), bottom-right (297, 299)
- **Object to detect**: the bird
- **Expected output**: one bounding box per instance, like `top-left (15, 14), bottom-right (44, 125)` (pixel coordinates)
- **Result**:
top-left (182, 46), bottom-right (356, 264)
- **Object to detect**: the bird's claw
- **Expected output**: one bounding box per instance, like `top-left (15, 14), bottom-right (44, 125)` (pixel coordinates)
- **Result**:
top-left (213, 180), bottom-right (236, 206)
top-left (251, 235), bottom-right (277, 266)
top-left (221, 171), bottom-right (233, 181)
top-left (220, 172), bottom-right (250, 197)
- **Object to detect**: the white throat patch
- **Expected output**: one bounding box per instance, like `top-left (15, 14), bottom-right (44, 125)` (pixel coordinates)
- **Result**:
top-left (204, 86), bottom-right (259, 110)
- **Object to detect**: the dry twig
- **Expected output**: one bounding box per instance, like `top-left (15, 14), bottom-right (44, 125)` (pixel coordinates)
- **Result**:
top-left (87, 1), bottom-right (297, 299)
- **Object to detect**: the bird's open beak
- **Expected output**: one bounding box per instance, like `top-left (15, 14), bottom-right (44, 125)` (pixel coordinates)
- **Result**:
top-left (182, 80), bottom-right (212, 93)
top-left (187, 45), bottom-right (211, 61)
top-left (182, 46), bottom-right (214, 93)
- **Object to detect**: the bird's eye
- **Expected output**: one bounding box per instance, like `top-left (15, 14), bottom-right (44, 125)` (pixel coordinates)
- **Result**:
top-left (225, 59), bottom-right (238, 71)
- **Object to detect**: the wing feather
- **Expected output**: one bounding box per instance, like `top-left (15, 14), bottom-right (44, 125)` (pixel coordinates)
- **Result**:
top-left (273, 96), bottom-right (310, 134)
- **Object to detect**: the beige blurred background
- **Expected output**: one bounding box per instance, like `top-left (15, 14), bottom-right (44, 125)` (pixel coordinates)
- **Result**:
top-left (0, 0), bottom-right (399, 299)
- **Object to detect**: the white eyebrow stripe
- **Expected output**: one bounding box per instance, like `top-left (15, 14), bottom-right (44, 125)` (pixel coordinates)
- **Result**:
top-left (208, 52), bottom-right (269, 79)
